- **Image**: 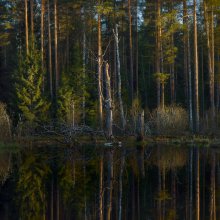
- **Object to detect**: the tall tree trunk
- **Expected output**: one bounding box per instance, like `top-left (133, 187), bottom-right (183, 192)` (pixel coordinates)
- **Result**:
top-left (82, 7), bottom-right (86, 125)
top-left (54, 0), bottom-right (58, 93)
top-left (128, 0), bottom-right (134, 101)
top-left (135, 0), bottom-right (139, 97)
top-left (170, 0), bottom-right (175, 104)
top-left (48, 0), bottom-right (53, 99)
top-left (98, 11), bottom-right (103, 129)
top-left (156, 0), bottom-right (161, 107)
top-left (193, 0), bottom-right (199, 132)
top-left (204, 1), bottom-right (215, 126)
top-left (25, 0), bottom-right (29, 55)
top-left (41, 0), bottom-right (45, 90)
top-left (187, 10), bottom-right (193, 131)
top-left (30, 0), bottom-right (34, 43)
top-left (105, 63), bottom-right (113, 140)
top-left (113, 25), bottom-right (126, 129)
top-left (183, 0), bottom-right (188, 107)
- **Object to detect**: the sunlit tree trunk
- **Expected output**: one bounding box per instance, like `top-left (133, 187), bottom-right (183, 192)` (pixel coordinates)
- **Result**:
top-left (105, 63), bottom-right (113, 140)
top-left (30, 0), bottom-right (34, 42)
top-left (54, 0), bottom-right (58, 93)
top-left (41, 0), bottom-right (45, 90)
top-left (113, 25), bottom-right (126, 129)
top-left (128, 0), bottom-right (134, 101)
top-left (193, 0), bottom-right (199, 132)
top-left (98, 10), bottom-right (103, 129)
top-left (183, 0), bottom-right (188, 106)
top-left (25, 0), bottom-right (29, 55)
top-left (48, 0), bottom-right (53, 99)
top-left (204, 1), bottom-right (215, 126)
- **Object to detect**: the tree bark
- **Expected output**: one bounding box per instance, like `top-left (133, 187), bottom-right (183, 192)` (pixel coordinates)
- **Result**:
top-left (54, 0), bottom-right (59, 93)
top-left (30, 0), bottom-right (34, 43)
top-left (105, 63), bottom-right (113, 140)
top-left (25, 0), bottom-right (29, 55)
top-left (156, 0), bottom-right (161, 107)
top-left (128, 0), bottom-right (134, 101)
top-left (48, 0), bottom-right (53, 99)
top-left (113, 25), bottom-right (126, 129)
top-left (183, 0), bottom-right (188, 107)
top-left (98, 11), bottom-right (103, 129)
top-left (82, 7), bottom-right (86, 125)
top-left (193, 0), bottom-right (199, 132)
top-left (41, 0), bottom-right (45, 89)
top-left (204, 1), bottom-right (215, 126)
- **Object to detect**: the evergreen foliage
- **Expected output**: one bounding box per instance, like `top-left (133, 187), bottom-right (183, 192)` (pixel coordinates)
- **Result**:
top-left (15, 48), bottom-right (50, 125)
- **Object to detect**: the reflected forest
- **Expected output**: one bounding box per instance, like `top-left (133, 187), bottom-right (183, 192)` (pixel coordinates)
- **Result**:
top-left (0, 145), bottom-right (220, 220)
top-left (1, 0), bottom-right (220, 219)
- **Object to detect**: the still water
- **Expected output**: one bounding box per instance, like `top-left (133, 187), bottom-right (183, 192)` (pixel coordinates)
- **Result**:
top-left (0, 144), bottom-right (219, 220)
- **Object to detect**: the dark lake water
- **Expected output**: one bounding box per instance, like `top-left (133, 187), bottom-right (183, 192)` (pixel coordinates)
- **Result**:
top-left (0, 143), bottom-right (219, 220)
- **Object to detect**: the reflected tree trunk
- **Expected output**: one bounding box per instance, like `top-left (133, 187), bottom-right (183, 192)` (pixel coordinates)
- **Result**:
top-left (107, 149), bottom-right (114, 220)
top-left (210, 151), bottom-right (216, 220)
top-left (196, 148), bottom-right (200, 220)
top-left (99, 151), bottom-right (104, 220)
top-left (158, 146), bottom-right (162, 220)
top-left (118, 148), bottom-right (125, 220)
top-left (189, 147), bottom-right (193, 220)
top-left (51, 177), bottom-right (54, 220)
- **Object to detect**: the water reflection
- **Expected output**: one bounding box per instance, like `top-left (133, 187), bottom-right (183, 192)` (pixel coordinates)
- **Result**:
top-left (0, 144), bottom-right (219, 220)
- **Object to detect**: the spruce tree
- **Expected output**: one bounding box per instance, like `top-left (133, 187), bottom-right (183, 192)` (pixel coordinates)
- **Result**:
top-left (15, 48), bottom-right (50, 125)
